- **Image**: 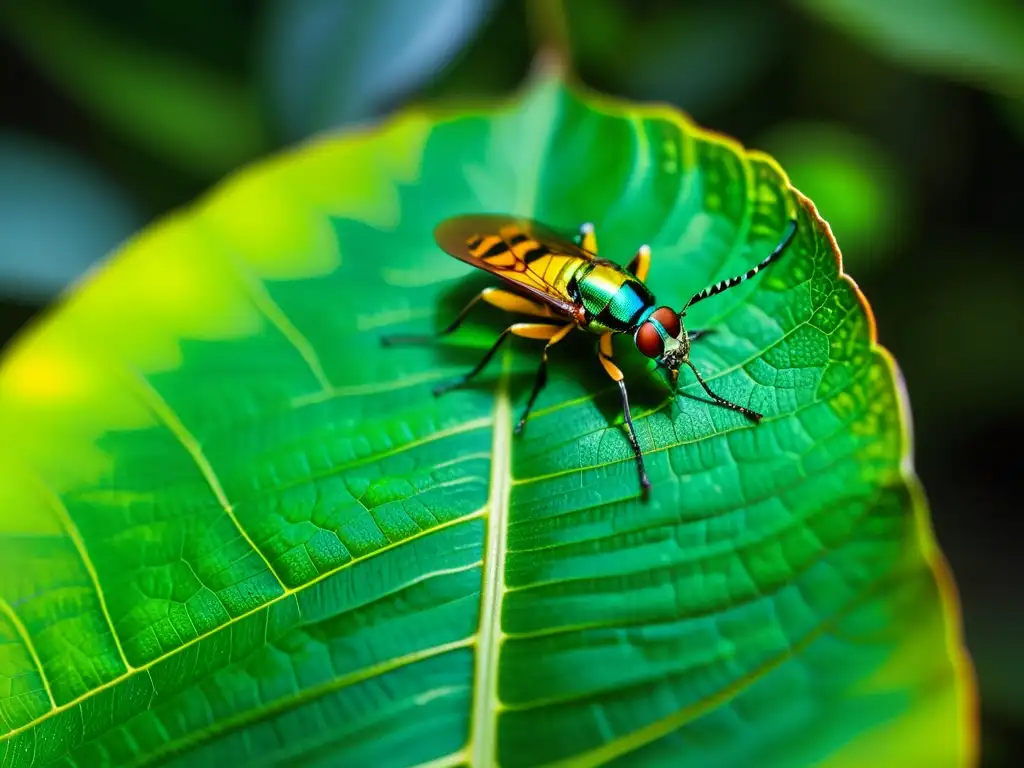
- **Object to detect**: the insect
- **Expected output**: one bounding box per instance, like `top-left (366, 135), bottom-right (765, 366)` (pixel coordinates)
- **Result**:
top-left (383, 213), bottom-right (798, 498)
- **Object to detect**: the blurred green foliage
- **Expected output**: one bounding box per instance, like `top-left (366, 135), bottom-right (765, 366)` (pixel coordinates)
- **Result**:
top-left (0, 1), bottom-right (1021, 764)
top-left (1, 1), bottom-right (266, 177)
top-left (757, 122), bottom-right (905, 271)
top-left (796, 0), bottom-right (1024, 99)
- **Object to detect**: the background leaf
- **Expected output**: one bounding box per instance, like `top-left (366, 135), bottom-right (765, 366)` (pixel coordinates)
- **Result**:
top-left (0, 132), bottom-right (142, 301)
top-left (0, 77), bottom-right (971, 765)
top-left (794, 0), bottom-right (1024, 99)
top-left (0, 0), bottom-right (266, 177)
top-left (260, 0), bottom-right (495, 141)
top-left (755, 122), bottom-right (906, 273)
top-left (565, 0), bottom-right (781, 116)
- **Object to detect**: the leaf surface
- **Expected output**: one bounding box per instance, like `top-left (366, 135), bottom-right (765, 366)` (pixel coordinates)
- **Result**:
top-left (0, 76), bottom-right (973, 767)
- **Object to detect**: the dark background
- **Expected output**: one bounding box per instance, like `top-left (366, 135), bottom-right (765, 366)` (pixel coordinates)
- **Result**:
top-left (1, 1), bottom-right (1021, 763)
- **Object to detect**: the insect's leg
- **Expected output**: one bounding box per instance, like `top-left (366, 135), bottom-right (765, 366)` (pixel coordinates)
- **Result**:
top-left (515, 324), bottom-right (574, 434)
top-left (577, 222), bottom-right (598, 254)
top-left (597, 332), bottom-right (651, 498)
top-left (683, 359), bottom-right (763, 423)
top-left (687, 329), bottom-right (713, 343)
top-left (626, 244), bottom-right (651, 282)
top-left (382, 287), bottom-right (552, 345)
top-left (434, 322), bottom-right (564, 396)
top-left (682, 218), bottom-right (799, 310)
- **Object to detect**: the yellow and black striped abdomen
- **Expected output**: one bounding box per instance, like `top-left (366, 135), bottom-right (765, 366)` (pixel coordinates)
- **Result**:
top-left (435, 214), bottom-right (657, 332)
top-left (466, 230), bottom-right (587, 294)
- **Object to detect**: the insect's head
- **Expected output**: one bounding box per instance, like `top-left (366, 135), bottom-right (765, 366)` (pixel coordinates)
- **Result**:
top-left (635, 306), bottom-right (690, 389)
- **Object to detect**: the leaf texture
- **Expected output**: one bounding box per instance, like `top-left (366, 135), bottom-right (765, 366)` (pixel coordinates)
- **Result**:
top-left (0, 76), bottom-right (974, 767)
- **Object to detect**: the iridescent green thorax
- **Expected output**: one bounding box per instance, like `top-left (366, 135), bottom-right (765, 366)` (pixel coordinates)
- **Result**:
top-left (573, 261), bottom-right (656, 333)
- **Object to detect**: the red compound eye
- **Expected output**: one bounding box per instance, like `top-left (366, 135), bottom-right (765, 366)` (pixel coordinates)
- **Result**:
top-left (636, 307), bottom-right (680, 359)
top-left (636, 322), bottom-right (663, 358)
top-left (651, 306), bottom-right (680, 338)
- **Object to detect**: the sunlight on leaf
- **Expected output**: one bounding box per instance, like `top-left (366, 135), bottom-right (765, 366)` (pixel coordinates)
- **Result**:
top-left (0, 74), bottom-right (974, 766)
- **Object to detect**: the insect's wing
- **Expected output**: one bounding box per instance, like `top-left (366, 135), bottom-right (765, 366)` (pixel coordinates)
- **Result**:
top-left (434, 214), bottom-right (593, 315)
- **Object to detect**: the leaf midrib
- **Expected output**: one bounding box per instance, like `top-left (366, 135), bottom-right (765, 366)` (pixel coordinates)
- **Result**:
top-left (468, 366), bottom-right (512, 766)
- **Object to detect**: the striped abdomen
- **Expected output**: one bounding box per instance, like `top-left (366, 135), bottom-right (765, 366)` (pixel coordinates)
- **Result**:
top-left (573, 261), bottom-right (656, 334)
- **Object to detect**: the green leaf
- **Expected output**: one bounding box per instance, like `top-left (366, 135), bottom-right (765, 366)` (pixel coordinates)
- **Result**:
top-left (794, 0), bottom-right (1024, 99)
top-left (0, 1), bottom-right (265, 177)
top-left (0, 75), bottom-right (973, 766)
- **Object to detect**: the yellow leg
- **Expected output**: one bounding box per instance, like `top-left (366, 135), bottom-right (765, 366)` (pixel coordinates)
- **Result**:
top-left (481, 287), bottom-right (554, 318)
top-left (627, 244), bottom-right (651, 282)
top-left (434, 322), bottom-right (569, 396)
top-left (579, 222), bottom-right (598, 254)
top-left (597, 333), bottom-right (651, 498)
top-left (516, 323), bottom-right (574, 433)
top-left (598, 332), bottom-right (618, 377)
top-left (382, 287), bottom-right (552, 345)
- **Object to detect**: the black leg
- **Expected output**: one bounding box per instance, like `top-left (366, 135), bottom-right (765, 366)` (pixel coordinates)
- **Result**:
top-left (382, 290), bottom-right (487, 346)
top-left (687, 329), bottom-right (713, 343)
top-left (432, 326), bottom-right (514, 396)
top-left (516, 325), bottom-right (573, 434)
top-left (615, 379), bottom-right (651, 499)
top-left (684, 360), bottom-right (762, 423)
top-left (516, 361), bottom-right (548, 434)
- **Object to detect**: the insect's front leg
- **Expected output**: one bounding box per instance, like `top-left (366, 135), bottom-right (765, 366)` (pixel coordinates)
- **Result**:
top-left (682, 359), bottom-right (763, 423)
top-left (596, 332), bottom-right (651, 499)
top-left (687, 329), bottom-right (713, 343)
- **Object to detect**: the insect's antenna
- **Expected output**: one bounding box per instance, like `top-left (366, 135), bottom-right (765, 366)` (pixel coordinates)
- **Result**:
top-left (682, 218), bottom-right (798, 311)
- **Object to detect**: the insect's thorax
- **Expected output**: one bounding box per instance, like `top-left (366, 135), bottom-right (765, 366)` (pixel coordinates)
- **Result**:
top-left (572, 261), bottom-right (656, 334)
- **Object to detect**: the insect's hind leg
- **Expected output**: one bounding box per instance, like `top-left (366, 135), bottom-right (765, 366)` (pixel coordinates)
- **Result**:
top-left (597, 333), bottom-right (651, 499)
top-left (577, 222), bottom-right (598, 254)
top-left (433, 322), bottom-right (566, 396)
top-left (515, 324), bottom-right (574, 434)
top-left (381, 287), bottom-right (552, 345)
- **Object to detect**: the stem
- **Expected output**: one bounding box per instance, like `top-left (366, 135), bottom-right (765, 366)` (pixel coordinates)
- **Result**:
top-left (527, 0), bottom-right (573, 79)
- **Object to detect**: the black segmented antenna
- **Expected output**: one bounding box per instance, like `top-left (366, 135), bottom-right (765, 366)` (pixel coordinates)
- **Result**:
top-left (682, 218), bottom-right (799, 311)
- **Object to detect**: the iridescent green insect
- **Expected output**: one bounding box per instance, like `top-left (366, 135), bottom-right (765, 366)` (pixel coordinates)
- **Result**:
top-left (383, 214), bottom-right (798, 498)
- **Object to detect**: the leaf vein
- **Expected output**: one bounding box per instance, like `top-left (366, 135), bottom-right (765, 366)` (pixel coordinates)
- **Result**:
top-left (125, 371), bottom-right (287, 593)
top-left (0, 511), bottom-right (486, 745)
top-left (467, 359), bottom-right (513, 766)
top-left (0, 597), bottom-right (55, 711)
